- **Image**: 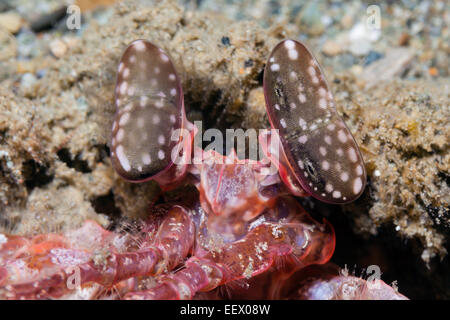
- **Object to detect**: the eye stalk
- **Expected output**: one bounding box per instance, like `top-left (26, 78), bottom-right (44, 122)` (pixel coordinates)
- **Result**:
top-left (262, 39), bottom-right (366, 204)
top-left (110, 40), bottom-right (194, 188)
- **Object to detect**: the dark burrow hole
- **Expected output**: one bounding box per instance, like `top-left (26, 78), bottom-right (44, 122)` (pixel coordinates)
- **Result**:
top-left (90, 190), bottom-right (121, 221)
top-left (298, 195), bottom-right (450, 299)
top-left (22, 159), bottom-right (54, 190)
top-left (57, 148), bottom-right (92, 173)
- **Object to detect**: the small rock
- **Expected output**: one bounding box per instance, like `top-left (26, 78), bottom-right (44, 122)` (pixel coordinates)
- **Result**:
top-left (347, 22), bottom-right (380, 56)
top-left (296, 2), bottom-right (325, 36)
top-left (361, 48), bottom-right (415, 89)
top-left (0, 12), bottom-right (23, 34)
top-left (322, 40), bottom-right (342, 56)
top-left (0, 27), bottom-right (16, 61)
top-left (364, 51), bottom-right (384, 66)
top-left (349, 40), bottom-right (371, 56)
top-left (50, 39), bottom-right (68, 58)
top-left (350, 65), bottom-right (363, 76)
top-left (20, 72), bottom-right (37, 88)
top-left (341, 13), bottom-right (354, 29)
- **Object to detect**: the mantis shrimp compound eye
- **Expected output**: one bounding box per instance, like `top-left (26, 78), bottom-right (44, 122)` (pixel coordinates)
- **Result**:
top-left (263, 39), bottom-right (366, 204)
top-left (111, 40), bottom-right (187, 183)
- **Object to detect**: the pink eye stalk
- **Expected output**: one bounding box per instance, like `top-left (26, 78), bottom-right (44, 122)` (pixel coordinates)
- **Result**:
top-left (111, 40), bottom-right (192, 185)
top-left (263, 39), bottom-right (366, 204)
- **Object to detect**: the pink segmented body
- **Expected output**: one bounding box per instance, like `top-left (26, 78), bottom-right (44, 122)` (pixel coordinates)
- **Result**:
top-left (0, 40), bottom-right (397, 300)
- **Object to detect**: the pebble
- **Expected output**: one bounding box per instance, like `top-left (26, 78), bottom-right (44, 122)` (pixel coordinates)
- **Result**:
top-left (348, 22), bottom-right (380, 56)
top-left (364, 51), bottom-right (384, 66)
top-left (50, 39), bottom-right (68, 58)
top-left (0, 12), bottom-right (23, 34)
top-left (20, 72), bottom-right (37, 89)
top-left (322, 40), bottom-right (342, 56)
top-left (361, 48), bottom-right (415, 89)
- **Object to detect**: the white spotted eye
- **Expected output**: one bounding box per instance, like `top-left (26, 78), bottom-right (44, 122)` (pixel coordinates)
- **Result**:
top-left (263, 39), bottom-right (366, 204)
top-left (111, 40), bottom-right (184, 182)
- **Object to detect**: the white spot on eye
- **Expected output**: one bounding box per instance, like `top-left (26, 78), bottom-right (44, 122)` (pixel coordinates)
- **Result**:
top-left (161, 54), bottom-right (169, 62)
top-left (290, 102), bottom-right (296, 109)
top-left (336, 148), bottom-right (343, 156)
top-left (322, 161), bottom-right (330, 170)
top-left (269, 57), bottom-right (275, 63)
top-left (137, 118), bottom-right (144, 128)
top-left (142, 153), bottom-right (151, 165)
top-left (153, 115), bottom-right (160, 124)
top-left (127, 86), bottom-right (135, 96)
top-left (119, 82), bottom-right (128, 95)
top-left (353, 177), bottom-right (363, 194)
top-left (314, 187), bottom-right (317, 191)
top-left (170, 88), bottom-right (177, 96)
top-left (319, 146), bottom-right (327, 156)
top-left (289, 71), bottom-right (298, 81)
top-left (327, 123), bottom-right (336, 131)
top-left (154, 67), bottom-right (160, 74)
top-left (140, 96), bottom-right (148, 108)
top-left (116, 128), bottom-right (124, 142)
top-left (308, 66), bottom-right (316, 77)
top-left (169, 74), bottom-right (176, 81)
top-left (298, 135), bottom-right (308, 144)
top-left (123, 68), bottom-right (130, 78)
top-left (348, 147), bottom-right (358, 162)
top-left (284, 40), bottom-right (295, 49)
top-left (324, 135), bottom-right (332, 145)
top-left (134, 41), bottom-right (146, 51)
top-left (321, 193), bottom-right (326, 197)
top-left (298, 160), bottom-right (304, 169)
top-left (298, 94), bottom-right (306, 103)
top-left (158, 135), bottom-right (165, 145)
top-left (288, 49), bottom-right (298, 60)
top-left (340, 172), bottom-right (349, 182)
top-left (158, 150), bottom-right (165, 160)
top-left (304, 172), bottom-right (308, 177)
top-left (123, 103), bottom-right (133, 112)
top-left (343, 197), bottom-right (347, 201)
top-left (325, 183), bottom-right (333, 193)
top-left (116, 145), bottom-right (131, 172)
top-left (119, 112), bottom-right (130, 126)
top-left (280, 118), bottom-right (287, 128)
top-left (319, 98), bottom-right (327, 109)
top-left (338, 130), bottom-right (347, 143)
top-left (332, 190), bottom-right (341, 198)
top-left (356, 165), bottom-right (363, 176)
top-left (271, 64), bottom-right (280, 71)
top-left (318, 87), bottom-right (327, 97)
top-left (170, 115), bottom-right (176, 123)
top-left (274, 104), bottom-right (280, 110)
top-left (129, 55), bottom-right (136, 63)
top-left (299, 118), bottom-right (307, 130)
top-left (118, 62), bottom-right (124, 72)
